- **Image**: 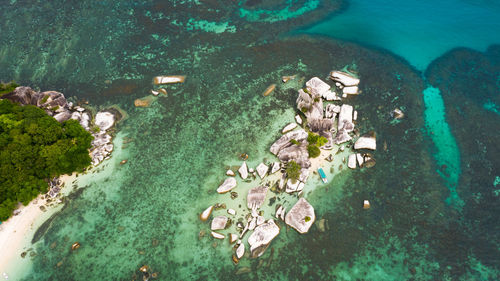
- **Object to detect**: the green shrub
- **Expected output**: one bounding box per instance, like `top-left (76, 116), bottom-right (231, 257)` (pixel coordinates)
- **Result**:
top-left (0, 81), bottom-right (19, 96)
top-left (301, 107), bottom-right (309, 113)
top-left (286, 161), bottom-right (301, 183)
top-left (41, 95), bottom-right (49, 103)
top-left (307, 144), bottom-right (320, 158)
top-left (290, 139), bottom-right (300, 145)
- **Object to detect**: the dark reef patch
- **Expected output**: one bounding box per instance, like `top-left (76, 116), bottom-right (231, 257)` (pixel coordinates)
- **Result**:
top-left (426, 45), bottom-right (500, 272)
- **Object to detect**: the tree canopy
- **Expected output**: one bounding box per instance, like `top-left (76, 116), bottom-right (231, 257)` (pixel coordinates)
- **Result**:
top-left (0, 99), bottom-right (93, 220)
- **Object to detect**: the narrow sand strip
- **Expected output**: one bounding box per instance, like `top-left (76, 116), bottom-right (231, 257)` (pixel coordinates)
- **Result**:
top-left (0, 174), bottom-right (75, 279)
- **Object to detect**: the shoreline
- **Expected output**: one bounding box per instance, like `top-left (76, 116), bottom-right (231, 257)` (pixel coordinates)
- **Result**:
top-left (0, 173), bottom-right (76, 280)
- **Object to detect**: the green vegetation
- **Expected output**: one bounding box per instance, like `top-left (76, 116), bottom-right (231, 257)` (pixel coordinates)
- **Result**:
top-left (306, 132), bottom-right (327, 158)
top-left (307, 144), bottom-right (320, 158)
top-left (0, 99), bottom-right (93, 221)
top-left (300, 106), bottom-right (309, 113)
top-left (286, 160), bottom-right (301, 183)
top-left (0, 81), bottom-right (19, 96)
top-left (313, 97), bottom-right (320, 102)
top-left (290, 139), bottom-right (300, 145)
top-left (40, 95), bottom-right (49, 104)
top-left (304, 216), bottom-right (311, 222)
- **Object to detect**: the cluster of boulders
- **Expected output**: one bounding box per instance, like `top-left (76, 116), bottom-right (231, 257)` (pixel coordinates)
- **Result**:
top-left (199, 69), bottom-right (381, 267)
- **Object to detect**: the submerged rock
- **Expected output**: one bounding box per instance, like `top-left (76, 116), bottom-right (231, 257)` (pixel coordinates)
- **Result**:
top-left (211, 216), bottom-right (228, 230)
top-left (247, 186), bottom-right (268, 209)
top-left (285, 198), bottom-right (315, 234)
top-left (217, 178), bottom-right (237, 194)
top-left (247, 220), bottom-right (280, 258)
top-left (238, 161), bottom-right (248, 179)
top-left (391, 108), bottom-right (405, 120)
top-left (262, 84), bottom-right (276, 96)
top-left (354, 131), bottom-right (376, 150)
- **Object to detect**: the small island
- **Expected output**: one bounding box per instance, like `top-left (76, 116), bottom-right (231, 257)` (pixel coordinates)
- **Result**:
top-left (198, 67), bottom-right (384, 269)
top-left (0, 83), bottom-right (120, 221)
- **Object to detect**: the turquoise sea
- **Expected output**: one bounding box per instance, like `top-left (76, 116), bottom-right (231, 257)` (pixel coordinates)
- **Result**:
top-left (0, 0), bottom-right (499, 280)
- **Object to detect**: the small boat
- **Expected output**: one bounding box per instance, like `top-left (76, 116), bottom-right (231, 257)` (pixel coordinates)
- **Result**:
top-left (318, 168), bottom-right (327, 183)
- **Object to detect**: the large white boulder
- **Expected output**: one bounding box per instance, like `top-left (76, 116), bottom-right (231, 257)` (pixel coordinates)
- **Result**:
top-left (211, 216), bottom-right (228, 230)
top-left (348, 154), bottom-right (357, 169)
top-left (285, 198), bottom-right (315, 234)
top-left (247, 186), bottom-right (268, 209)
top-left (343, 86), bottom-right (359, 95)
top-left (217, 177), bottom-right (237, 193)
top-left (236, 243), bottom-right (245, 259)
top-left (306, 77), bottom-right (331, 97)
top-left (354, 132), bottom-right (377, 150)
top-left (330, 71), bottom-right (360, 86)
top-left (338, 104), bottom-right (354, 131)
top-left (95, 111), bottom-right (115, 131)
top-left (199, 205), bottom-right (213, 221)
top-left (238, 161), bottom-right (248, 179)
top-left (270, 162), bottom-right (281, 174)
top-left (295, 114), bottom-right (302, 125)
top-left (247, 220), bottom-right (280, 258)
top-left (256, 163), bottom-right (269, 179)
top-left (286, 179), bottom-right (300, 193)
top-left (270, 129), bottom-right (308, 155)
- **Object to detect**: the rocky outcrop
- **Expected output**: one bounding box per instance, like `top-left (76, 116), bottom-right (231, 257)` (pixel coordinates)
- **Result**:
top-left (354, 132), bottom-right (376, 150)
top-left (211, 216), bottom-right (228, 230)
top-left (282, 123), bottom-right (297, 133)
top-left (330, 71), bottom-right (360, 87)
top-left (247, 186), bottom-right (268, 209)
top-left (276, 144), bottom-right (311, 169)
top-left (200, 206), bottom-right (213, 221)
top-left (217, 178), bottom-right (237, 194)
top-left (247, 220), bottom-right (280, 258)
top-left (348, 154), bottom-right (357, 169)
top-left (270, 129), bottom-right (308, 155)
top-left (256, 163), bottom-right (268, 179)
top-left (338, 104), bottom-right (354, 132)
top-left (270, 162), bottom-right (280, 174)
top-left (285, 198), bottom-right (315, 234)
top-left (238, 162), bottom-right (248, 179)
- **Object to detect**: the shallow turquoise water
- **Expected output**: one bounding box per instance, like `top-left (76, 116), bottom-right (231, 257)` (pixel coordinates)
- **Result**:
top-left (0, 0), bottom-right (499, 280)
top-left (302, 0), bottom-right (500, 70)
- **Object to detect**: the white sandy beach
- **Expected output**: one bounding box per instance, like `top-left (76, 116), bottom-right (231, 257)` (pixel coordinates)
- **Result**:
top-left (0, 174), bottom-right (75, 280)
